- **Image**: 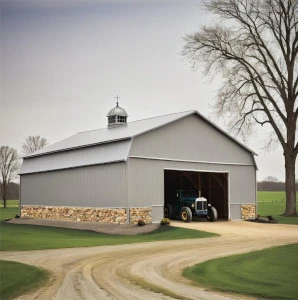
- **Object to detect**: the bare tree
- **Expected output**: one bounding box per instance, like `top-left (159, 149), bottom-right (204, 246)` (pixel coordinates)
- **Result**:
top-left (0, 146), bottom-right (20, 208)
top-left (183, 0), bottom-right (298, 216)
top-left (22, 135), bottom-right (48, 156)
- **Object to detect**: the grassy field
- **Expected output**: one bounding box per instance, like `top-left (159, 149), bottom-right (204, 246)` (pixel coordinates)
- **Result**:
top-left (257, 191), bottom-right (291, 202)
top-left (0, 200), bottom-right (19, 207)
top-left (257, 191), bottom-right (298, 224)
top-left (183, 243), bottom-right (298, 299)
top-left (0, 260), bottom-right (50, 300)
top-left (0, 222), bottom-right (217, 251)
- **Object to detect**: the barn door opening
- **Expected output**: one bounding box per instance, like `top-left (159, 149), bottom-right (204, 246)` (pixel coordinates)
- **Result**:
top-left (164, 170), bottom-right (229, 220)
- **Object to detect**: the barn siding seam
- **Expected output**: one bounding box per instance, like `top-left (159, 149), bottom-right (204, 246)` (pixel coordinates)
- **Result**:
top-left (129, 155), bottom-right (255, 167)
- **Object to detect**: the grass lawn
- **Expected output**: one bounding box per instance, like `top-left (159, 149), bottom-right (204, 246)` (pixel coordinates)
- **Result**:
top-left (0, 260), bottom-right (50, 300)
top-left (0, 207), bottom-right (19, 221)
top-left (0, 200), bottom-right (19, 207)
top-left (0, 222), bottom-right (217, 251)
top-left (0, 202), bottom-right (217, 251)
top-left (257, 191), bottom-right (298, 225)
top-left (183, 243), bottom-right (298, 299)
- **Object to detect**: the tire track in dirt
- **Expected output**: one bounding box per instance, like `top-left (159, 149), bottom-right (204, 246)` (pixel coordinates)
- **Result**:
top-left (2, 221), bottom-right (298, 299)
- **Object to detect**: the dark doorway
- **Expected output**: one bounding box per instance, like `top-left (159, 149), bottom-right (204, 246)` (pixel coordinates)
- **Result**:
top-left (164, 170), bottom-right (228, 220)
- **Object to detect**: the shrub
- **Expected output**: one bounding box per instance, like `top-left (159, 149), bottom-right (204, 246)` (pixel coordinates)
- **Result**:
top-left (160, 218), bottom-right (170, 226)
top-left (137, 219), bottom-right (145, 226)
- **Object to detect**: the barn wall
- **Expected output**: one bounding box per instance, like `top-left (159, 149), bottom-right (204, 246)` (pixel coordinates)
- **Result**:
top-left (127, 158), bottom-right (256, 220)
top-left (229, 166), bottom-right (257, 204)
top-left (20, 162), bottom-right (127, 208)
top-left (130, 114), bottom-right (255, 166)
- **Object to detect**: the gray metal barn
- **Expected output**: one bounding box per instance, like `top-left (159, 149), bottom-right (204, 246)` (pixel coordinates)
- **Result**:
top-left (20, 104), bottom-right (257, 224)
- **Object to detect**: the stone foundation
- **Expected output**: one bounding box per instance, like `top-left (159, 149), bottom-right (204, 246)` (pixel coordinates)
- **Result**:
top-left (21, 205), bottom-right (127, 224)
top-left (21, 205), bottom-right (153, 224)
top-left (129, 207), bottom-right (152, 224)
top-left (241, 204), bottom-right (256, 220)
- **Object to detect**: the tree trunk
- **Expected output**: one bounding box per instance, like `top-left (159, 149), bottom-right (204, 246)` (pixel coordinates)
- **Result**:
top-left (284, 153), bottom-right (297, 216)
top-left (3, 183), bottom-right (6, 208)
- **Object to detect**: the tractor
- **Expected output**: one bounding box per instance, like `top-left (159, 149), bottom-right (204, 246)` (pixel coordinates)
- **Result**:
top-left (164, 190), bottom-right (217, 222)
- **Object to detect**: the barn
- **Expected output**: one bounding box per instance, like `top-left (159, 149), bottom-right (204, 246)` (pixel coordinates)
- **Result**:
top-left (19, 103), bottom-right (257, 224)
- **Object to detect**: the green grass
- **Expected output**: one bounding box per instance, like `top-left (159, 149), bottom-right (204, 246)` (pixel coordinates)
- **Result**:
top-left (0, 222), bottom-right (217, 251)
top-left (257, 191), bottom-right (292, 202)
top-left (0, 260), bottom-right (50, 300)
top-left (183, 243), bottom-right (298, 299)
top-left (0, 200), bottom-right (19, 221)
top-left (0, 207), bottom-right (19, 221)
top-left (0, 200), bottom-right (19, 208)
top-left (257, 191), bottom-right (298, 225)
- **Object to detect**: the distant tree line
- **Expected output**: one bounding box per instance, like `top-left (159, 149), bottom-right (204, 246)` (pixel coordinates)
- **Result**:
top-left (257, 181), bottom-right (298, 192)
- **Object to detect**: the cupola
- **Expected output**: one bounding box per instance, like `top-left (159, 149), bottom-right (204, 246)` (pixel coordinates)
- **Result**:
top-left (107, 98), bottom-right (128, 128)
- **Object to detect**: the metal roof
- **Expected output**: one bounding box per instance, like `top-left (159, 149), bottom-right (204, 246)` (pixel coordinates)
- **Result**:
top-left (19, 139), bottom-right (131, 174)
top-left (24, 110), bottom-right (195, 158)
top-left (24, 110), bottom-right (256, 159)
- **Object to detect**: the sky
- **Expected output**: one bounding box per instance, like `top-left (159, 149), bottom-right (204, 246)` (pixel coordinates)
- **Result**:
top-left (0, 0), bottom-right (292, 182)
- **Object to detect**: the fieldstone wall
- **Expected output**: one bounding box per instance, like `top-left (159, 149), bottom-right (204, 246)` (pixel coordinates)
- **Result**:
top-left (21, 205), bottom-right (127, 224)
top-left (129, 207), bottom-right (152, 224)
top-left (241, 204), bottom-right (256, 220)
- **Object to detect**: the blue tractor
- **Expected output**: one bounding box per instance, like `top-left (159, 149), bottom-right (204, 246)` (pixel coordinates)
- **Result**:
top-left (164, 190), bottom-right (217, 222)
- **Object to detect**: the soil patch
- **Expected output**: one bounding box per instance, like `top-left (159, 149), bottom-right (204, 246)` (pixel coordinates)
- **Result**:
top-left (246, 216), bottom-right (278, 224)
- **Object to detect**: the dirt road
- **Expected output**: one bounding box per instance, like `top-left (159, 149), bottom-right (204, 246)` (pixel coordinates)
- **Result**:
top-left (2, 221), bottom-right (298, 300)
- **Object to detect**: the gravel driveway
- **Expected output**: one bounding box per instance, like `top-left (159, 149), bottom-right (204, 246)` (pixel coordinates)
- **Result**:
top-left (2, 220), bottom-right (298, 300)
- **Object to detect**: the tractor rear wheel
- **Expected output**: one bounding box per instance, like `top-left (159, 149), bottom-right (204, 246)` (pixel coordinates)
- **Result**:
top-left (207, 206), bottom-right (218, 222)
top-left (180, 207), bottom-right (192, 222)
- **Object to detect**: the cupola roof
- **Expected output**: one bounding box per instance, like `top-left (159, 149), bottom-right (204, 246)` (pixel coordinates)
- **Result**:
top-left (106, 102), bottom-right (128, 117)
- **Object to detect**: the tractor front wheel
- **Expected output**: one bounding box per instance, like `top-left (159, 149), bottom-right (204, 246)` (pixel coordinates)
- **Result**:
top-left (164, 204), bottom-right (175, 219)
top-left (180, 207), bottom-right (192, 222)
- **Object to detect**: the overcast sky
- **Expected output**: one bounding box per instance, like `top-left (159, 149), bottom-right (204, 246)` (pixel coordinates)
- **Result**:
top-left (0, 0), bottom-right (292, 181)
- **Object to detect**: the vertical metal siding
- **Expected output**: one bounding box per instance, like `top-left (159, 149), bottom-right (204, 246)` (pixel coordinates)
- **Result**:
top-left (127, 159), bottom-right (164, 207)
top-left (21, 162), bottom-right (127, 208)
top-left (229, 166), bottom-right (256, 204)
top-left (230, 204), bottom-right (241, 220)
top-left (152, 205), bottom-right (164, 223)
top-left (130, 115), bottom-right (255, 166)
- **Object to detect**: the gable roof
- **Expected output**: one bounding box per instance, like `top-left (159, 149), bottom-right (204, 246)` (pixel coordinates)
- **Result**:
top-left (24, 110), bottom-right (256, 159)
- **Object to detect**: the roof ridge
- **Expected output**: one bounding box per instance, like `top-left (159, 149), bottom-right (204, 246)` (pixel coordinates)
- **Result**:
top-left (128, 109), bottom-right (195, 124)
top-left (76, 110), bottom-right (196, 134)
